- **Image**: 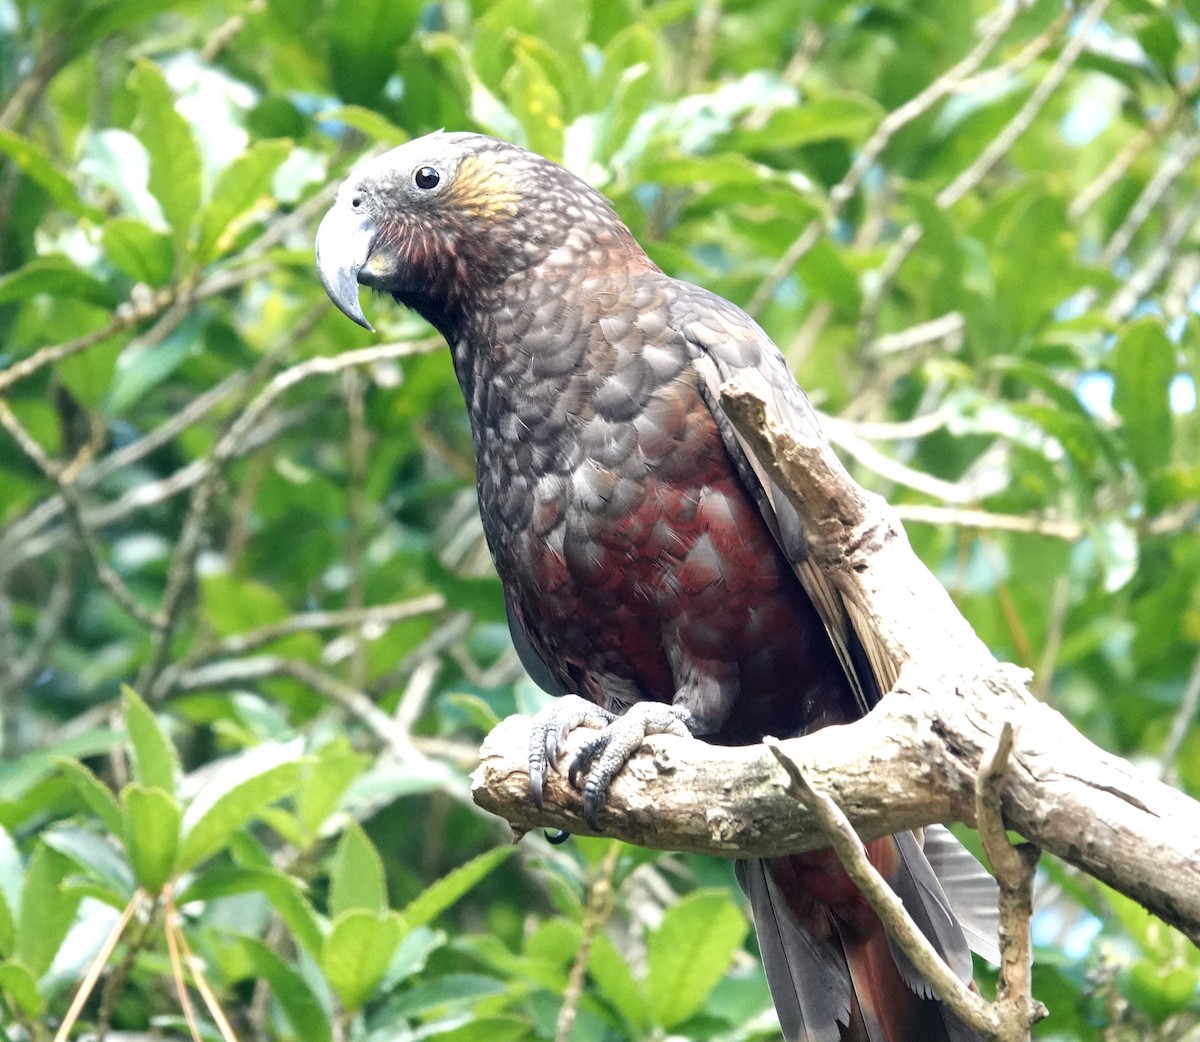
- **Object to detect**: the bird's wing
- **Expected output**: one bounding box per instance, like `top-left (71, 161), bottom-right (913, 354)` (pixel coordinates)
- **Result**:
top-left (504, 588), bottom-right (569, 696)
top-left (675, 284), bottom-right (1000, 972)
top-left (679, 288), bottom-right (884, 715)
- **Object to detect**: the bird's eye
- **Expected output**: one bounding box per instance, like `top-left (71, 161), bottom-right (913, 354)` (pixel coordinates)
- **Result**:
top-left (414, 166), bottom-right (441, 190)
top-left (350, 195), bottom-right (362, 209)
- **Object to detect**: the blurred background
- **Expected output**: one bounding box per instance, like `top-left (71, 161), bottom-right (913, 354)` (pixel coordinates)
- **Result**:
top-left (0, 0), bottom-right (1197, 1039)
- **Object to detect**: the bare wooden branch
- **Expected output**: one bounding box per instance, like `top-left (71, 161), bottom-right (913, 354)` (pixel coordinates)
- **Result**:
top-left (471, 374), bottom-right (1200, 948)
top-left (974, 725), bottom-right (1044, 1034)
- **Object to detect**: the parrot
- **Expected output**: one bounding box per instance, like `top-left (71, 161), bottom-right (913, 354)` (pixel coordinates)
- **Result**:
top-left (315, 130), bottom-right (999, 1042)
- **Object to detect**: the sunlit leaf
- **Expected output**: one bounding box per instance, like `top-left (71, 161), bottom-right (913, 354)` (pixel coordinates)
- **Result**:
top-left (121, 786), bottom-right (180, 895)
top-left (0, 128), bottom-right (103, 220)
top-left (399, 847), bottom-right (514, 931)
top-left (645, 890), bottom-right (747, 1028)
top-left (321, 908), bottom-right (405, 1010)
top-left (128, 59), bottom-right (201, 250)
top-left (236, 936), bottom-right (334, 1042)
top-left (1112, 318), bottom-right (1174, 478)
top-left (0, 256), bottom-right (115, 309)
top-left (14, 844), bottom-right (79, 978)
top-left (177, 741), bottom-right (306, 871)
top-left (196, 139), bottom-right (292, 262)
top-left (330, 820), bottom-right (387, 917)
top-left (101, 216), bottom-right (175, 286)
top-left (121, 686), bottom-right (179, 794)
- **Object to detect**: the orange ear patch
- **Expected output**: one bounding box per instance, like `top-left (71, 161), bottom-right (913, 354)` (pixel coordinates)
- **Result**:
top-left (445, 153), bottom-right (522, 220)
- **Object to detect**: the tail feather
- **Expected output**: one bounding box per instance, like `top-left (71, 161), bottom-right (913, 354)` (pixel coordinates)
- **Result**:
top-left (739, 831), bottom-right (995, 1042)
top-left (736, 858), bottom-right (851, 1042)
top-left (884, 830), bottom-right (973, 995)
top-left (921, 825), bottom-right (1001, 966)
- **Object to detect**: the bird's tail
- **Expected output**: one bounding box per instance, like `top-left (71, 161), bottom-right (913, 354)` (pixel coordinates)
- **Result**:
top-left (736, 827), bottom-right (998, 1042)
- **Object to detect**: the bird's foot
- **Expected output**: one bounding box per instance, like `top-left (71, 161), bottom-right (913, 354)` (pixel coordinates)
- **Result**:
top-left (528, 696), bottom-right (697, 830)
top-left (528, 695), bottom-right (616, 811)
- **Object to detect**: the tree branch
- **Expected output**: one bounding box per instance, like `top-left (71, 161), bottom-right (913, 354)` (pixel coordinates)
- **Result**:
top-left (470, 374), bottom-right (1200, 947)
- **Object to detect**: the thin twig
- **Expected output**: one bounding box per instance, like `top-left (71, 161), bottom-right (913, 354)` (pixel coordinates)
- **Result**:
top-left (0, 401), bottom-right (161, 626)
top-left (163, 654), bottom-right (411, 753)
top-left (0, 371), bottom-right (249, 563)
top-left (1033, 575), bottom-right (1070, 702)
top-left (937, 0), bottom-right (1113, 210)
top-left (211, 595), bottom-right (446, 658)
top-left (746, 2), bottom-right (1023, 317)
top-left (1070, 74), bottom-right (1200, 221)
top-left (973, 725), bottom-right (1044, 1031)
top-left (1106, 190), bottom-right (1200, 321)
top-left (1100, 133), bottom-right (1200, 266)
top-left (822, 414), bottom-right (990, 503)
top-left (0, 33), bottom-right (65, 132)
top-left (52, 892), bottom-right (144, 1042)
top-left (869, 313), bottom-right (965, 357)
top-left (170, 892), bottom-right (240, 1042)
top-left (858, 0), bottom-right (1111, 348)
top-left (763, 736), bottom-right (998, 1037)
top-left (3, 550), bottom-right (77, 696)
top-left (1160, 650), bottom-right (1200, 785)
top-left (343, 368), bottom-right (369, 690)
top-left (556, 841), bottom-right (622, 1042)
top-left (892, 503), bottom-right (1084, 540)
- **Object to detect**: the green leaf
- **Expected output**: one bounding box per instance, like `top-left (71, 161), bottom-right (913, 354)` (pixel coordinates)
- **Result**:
top-left (175, 865), bottom-right (324, 958)
top-left (0, 128), bottom-right (103, 220)
top-left (121, 784), bottom-right (181, 892)
top-left (235, 937), bottom-right (333, 1042)
top-left (400, 847), bottom-right (514, 930)
top-left (590, 928), bottom-right (649, 1029)
top-left (1111, 318), bottom-right (1175, 478)
top-left (200, 573), bottom-right (292, 637)
top-left (726, 93), bottom-right (883, 151)
top-left (644, 890), bottom-right (747, 1028)
top-left (108, 326), bottom-right (200, 415)
top-left (101, 217), bottom-right (175, 286)
top-left (41, 824), bottom-right (135, 899)
top-left (327, 0), bottom-right (421, 104)
top-left (0, 727), bottom-right (119, 812)
top-left (330, 821), bottom-right (388, 917)
top-left (503, 38), bottom-right (565, 159)
top-left (296, 738), bottom-right (368, 839)
top-left (0, 827), bottom-right (19, 957)
top-left (177, 741), bottom-right (306, 871)
top-left (54, 757), bottom-right (124, 835)
top-left (1126, 961), bottom-right (1199, 1024)
top-left (14, 844), bottom-right (79, 978)
top-left (128, 59), bottom-right (201, 249)
top-left (121, 685), bottom-right (179, 794)
top-left (420, 1016), bottom-right (531, 1042)
top-left (315, 106), bottom-right (408, 146)
top-left (321, 908), bottom-right (405, 1011)
top-left (0, 255), bottom-right (115, 308)
top-left (0, 960), bottom-right (42, 1016)
top-left (196, 139), bottom-right (291, 262)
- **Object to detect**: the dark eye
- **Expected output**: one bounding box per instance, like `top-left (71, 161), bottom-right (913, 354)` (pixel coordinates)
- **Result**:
top-left (350, 195), bottom-right (363, 209)
top-left (414, 166), bottom-right (441, 190)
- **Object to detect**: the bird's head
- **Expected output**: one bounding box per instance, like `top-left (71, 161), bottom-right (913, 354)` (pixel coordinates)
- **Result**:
top-left (316, 131), bottom-right (636, 334)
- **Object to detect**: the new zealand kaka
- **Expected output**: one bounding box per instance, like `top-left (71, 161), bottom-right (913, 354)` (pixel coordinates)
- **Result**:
top-left (316, 131), bottom-right (999, 1042)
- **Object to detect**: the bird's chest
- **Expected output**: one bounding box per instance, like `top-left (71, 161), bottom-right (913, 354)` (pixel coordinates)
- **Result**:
top-left (469, 355), bottom-right (787, 682)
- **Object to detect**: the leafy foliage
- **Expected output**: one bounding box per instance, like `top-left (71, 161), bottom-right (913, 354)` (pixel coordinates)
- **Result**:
top-left (0, 0), bottom-right (1198, 1039)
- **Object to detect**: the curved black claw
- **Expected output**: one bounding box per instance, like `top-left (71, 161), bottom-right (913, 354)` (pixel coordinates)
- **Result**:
top-left (565, 702), bottom-right (698, 830)
top-left (527, 695), bottom-right (617, 810)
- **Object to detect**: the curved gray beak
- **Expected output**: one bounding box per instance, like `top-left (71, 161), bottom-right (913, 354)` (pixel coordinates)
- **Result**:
top-left (315, 204), bottom-right (379, 331)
